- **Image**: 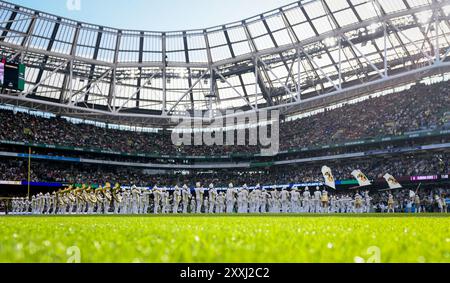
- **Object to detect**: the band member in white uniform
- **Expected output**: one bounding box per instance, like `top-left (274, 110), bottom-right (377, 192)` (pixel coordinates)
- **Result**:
top-left (194, 183), bottom-right (204, 214)
top-left (208, 184), bottom-right (217, 214)
top-left (280, 188), bottom-right (290, 213)
top-left (182, 185), bottom-right (191, 214)
top-left (313, 187), bottom-right (322, 214)
top-left (152, 186), bottom-right (161, 214)
top-left (226, 183), bottom-right (236, 214)
top-left (173, 186), bottom-right (182, 214)
top-left (291, 188), bottom-right (300, 213)
top-left (303, 187), bottom-right (311, 213)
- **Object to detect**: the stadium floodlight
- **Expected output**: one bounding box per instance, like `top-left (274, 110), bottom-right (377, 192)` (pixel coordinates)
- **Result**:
top-left (367, 23), bottom-right (382, 34)
top-left (323, 37), bottom-right (338, 48)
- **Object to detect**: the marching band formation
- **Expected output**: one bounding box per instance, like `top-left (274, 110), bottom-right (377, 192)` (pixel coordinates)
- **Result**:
top-left (9, 182), bottom-right (385, 215)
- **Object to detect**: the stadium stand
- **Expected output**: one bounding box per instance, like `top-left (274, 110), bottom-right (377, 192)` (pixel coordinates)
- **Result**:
top-left (1, 80), bottom-right (449, 156)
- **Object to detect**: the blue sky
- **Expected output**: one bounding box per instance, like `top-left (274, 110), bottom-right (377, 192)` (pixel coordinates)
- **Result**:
top-left (9, 0), bottom-right (296, 31)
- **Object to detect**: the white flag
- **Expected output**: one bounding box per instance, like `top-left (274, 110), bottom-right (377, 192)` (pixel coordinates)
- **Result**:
top-left (322, 166), bottom-right (336, 189)
top-left (351, 170), bottom-right (371, 187)
top-left (383, 174), bottom-right (402, 189)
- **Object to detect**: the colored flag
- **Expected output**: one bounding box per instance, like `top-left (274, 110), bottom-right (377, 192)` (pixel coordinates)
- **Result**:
top-left (351, 170), bottom-right (371, 187)
top-left (383, 173), bottom-right (402, 189)
top-left (322, 166), bottom-right (336, 189)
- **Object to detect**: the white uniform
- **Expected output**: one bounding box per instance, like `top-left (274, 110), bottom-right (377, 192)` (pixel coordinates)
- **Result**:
top-left (130, 187), bottom-right (140, 214)
top-left (216, 193), bottom-right (225, 213)
top-left (173, 187), bottom-right (182, 214)
top-left (280, 189), bottom-right (290, 213)
top-left (364, 191), bottom-right (372, 213)
top-left (313, 188), bottom-right (322, 213)
top-left (260, 190), bottom-right (270, 213)
top-left (153, 188), bottom-right (161, 214)
top-left (302, 189), bottom-right (311, 213)
top-left (182, 186), bottom-right (191, 214)
top-left (203, 197), bottom-right (209, 214)
top-left (291, 189), bottom-right (300, 213)
top-left (208, 187), bottom-right (219, 213)
top-left (194, 184), bottom-right (204, 214)
top-left (226, 184), bottom-right (236, 213)
top-left (161, 189), bottom-right (169, 214)
top-left (238, 187), bottom-right (249, 213)
top-left (270, 190), bottom-right (280, 213)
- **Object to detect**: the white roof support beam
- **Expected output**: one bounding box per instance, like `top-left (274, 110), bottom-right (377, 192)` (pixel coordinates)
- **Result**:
top-left (20, 59), bottom-right (69, 98)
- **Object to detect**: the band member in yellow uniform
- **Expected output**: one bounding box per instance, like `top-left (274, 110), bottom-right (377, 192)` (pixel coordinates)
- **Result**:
top-left (387, 193), bottom-right (395, 213)
top-left (354, 193), bottom-right (363, 213)
top-left (59, 186), bottom-right (71, 214)
top-left (86, 185), bottom-right (97, 214)
top-left (414, 194), bottom-right (421, 213)
top-left (112, 183), bottom-right (122, 214)
top-left (95, 185), bottom-right (104, 214)
top-left (103, 182), bottom-right (112, 214)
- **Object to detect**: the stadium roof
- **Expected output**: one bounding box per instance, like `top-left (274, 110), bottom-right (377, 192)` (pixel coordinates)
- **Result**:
top-left (0, 0), bottom-right (450, 126)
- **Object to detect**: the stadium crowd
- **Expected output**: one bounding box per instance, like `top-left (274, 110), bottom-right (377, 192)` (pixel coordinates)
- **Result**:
top-left (0, 81), bottom-right (448, 156)
top-left (0, 153), bottom-right (447, 187)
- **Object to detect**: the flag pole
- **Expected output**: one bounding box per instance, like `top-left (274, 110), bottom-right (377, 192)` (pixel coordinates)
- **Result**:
top-left (27, 147), bottom-right (31, 200)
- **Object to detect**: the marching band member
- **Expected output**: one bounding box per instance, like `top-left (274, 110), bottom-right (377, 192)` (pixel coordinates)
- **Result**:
top-left (37, 193), bottom-right (45, 215)
top-left (131, 185), bottom-right (140, 214)
top-left (414, 194), bottom-right (421, 213)
top-left (254, 184), bottom-right (262, 213)
top-left (354, 193), bottom-right (363, 214)
top-left (86, 186), bottom-right (96, 214)
top-left (321, 189), bottom-right (329, 214)
top-left (364, 191), bottom-right (372, 213)
top-left (141, 188), bottom-right (151, 214)
top-left (119, 189), bottom-right (129, 214)
top-left (216, 192), bottom-right (225, 213)
top-left (273, 191), bottom-right (281, 214)
top-left (203, 197), bottom-right (209, 214)
top-left (343, 195), bottom-right (352, 213)
top-left (161, 188), bottom-right (169, 214)
top-left (442, 195), bottom-right (448, 213)
top-left (330, 195), bottom-right (337, 213)
top-left (252, 188), bottom-right (262, 213)
top-left (50, 191), bottom-right (57, 215)
top-left (11, 197), bottom-right (17, 215)
top-left (73, 185), bottom-right (82, 214)
top-left (190, 198), bottom-right (196, 214)
top-left (103, 182), bottom-right (112, 214)
top-left (194, 183), bottom-right (204, 214)
top-left (226, 183), bottom-right (236, 214)
top-left (24, 197), bottom-right (31, 215)
top-left (387, 193), bottom-right (395, 213)
top-left (95, 186), bottom-right (104, 214)
top-left (181, 185), bottom-right (191, 214)
top-left (153, 186), bottom-right (161, 214)
top-left (290, 188), bottom-right (300, 213)
top-left (112, 183), bottom-right (122, 214)
top-left (303, 187), bottom-right (311, 213)
top-left (173, 186), bottom-right (182, 214)
top-left (313, 187), bottom-right (322, 214)
top-left (208, 184), bottom-right (217, 214)
top-left (280, 188), bottom-right (290, 213)
top-left (436, 195), bottom-right (444, 213)
top-left (260, 189), bottom-right (270, 213)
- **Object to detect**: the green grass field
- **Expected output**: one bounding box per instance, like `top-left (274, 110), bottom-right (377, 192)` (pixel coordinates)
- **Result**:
top-left (0, 214), bottom-right (449, 263)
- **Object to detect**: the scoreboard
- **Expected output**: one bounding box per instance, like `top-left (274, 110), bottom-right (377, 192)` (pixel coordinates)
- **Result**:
top-left (0, 59), bottom-right (25, 91)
